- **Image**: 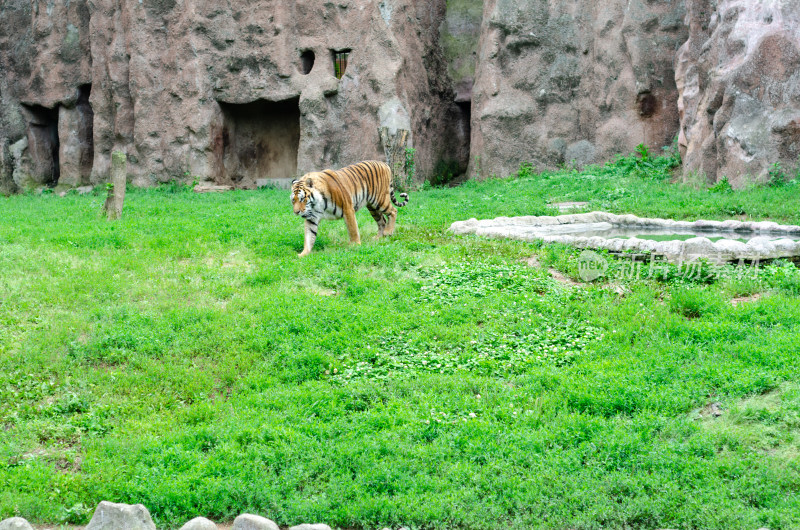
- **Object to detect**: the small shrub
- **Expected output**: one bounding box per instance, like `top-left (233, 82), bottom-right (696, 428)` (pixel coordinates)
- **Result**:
top-left (721, 205), bottom-right (746, 216)
top-left (156, 179), bottom-right (194, 193)
top-left (778, 273), bottom-right (800, 296)
top-left (767, 161), bottom-right (799, 187)
top-left (669, 287), bottom-right (722, 318)
top-left (52, 392), bottom-right (91, 416)
top-left (517, 161), bottom-right (535, 179)
top-left (709, 177), bottom-right (733, 193)
top-left (759, 261), bottom-right (800, 296)
top-left (604, 142), bottom-right (681, 181)
top-left (60, 503), bottom-right (92, 525)
top-left (395, 147), bottom-right (416, 192)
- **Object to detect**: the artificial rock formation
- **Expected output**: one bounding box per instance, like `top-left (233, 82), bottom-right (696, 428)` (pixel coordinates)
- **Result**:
top-left (1, 0), bottom-right (799, 191)
top-left (468, 0), bottom-right (687, 179)
top-left (676, 0), bottom-right (800, 185)
top-left (0, 0), bottom-right (466, 189)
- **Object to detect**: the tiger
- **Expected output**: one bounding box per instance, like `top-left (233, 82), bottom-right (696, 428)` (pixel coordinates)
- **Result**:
top-left (290, 160), bottom-right (409, 257)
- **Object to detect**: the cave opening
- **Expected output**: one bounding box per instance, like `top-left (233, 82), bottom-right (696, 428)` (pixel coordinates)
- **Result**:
top-left (431, 100), bottom-right (472, 186)
top-left (218, 98), bottom-right (301, 188)
top-left (75, 84), bottom-right (95, 181)
top-left (300, 50), bottom-right (315, 75)
top-left (456, 100), bottom-right (472, 153)
top-left (23, 104), bottom-right (60, 186)
top-left (446, 100), bottom-right (473, 185)
top-left (637, 91), bottom-right (657, 117)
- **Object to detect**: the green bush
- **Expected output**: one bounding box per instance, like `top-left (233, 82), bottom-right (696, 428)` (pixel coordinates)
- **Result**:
top-left (668, 286), bottom-right (723, 318)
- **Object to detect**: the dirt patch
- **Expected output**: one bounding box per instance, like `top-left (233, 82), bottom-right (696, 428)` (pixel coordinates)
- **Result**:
top-left (523, 256), bottom-right (541, 268)
top-left (694, 401), bottom-right (725, 420)
top-left (549, 268), bottom-right (581, 286)
top-left (54, 454), bottom-right (82, 473)
top-left (523, 256), bottom-right (584, 286)
top-left (731, 293), bottom-right (763, 306)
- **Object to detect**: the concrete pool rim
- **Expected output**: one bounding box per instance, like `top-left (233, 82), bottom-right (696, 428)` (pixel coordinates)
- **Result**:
top-left (448, 212), bottom-right (800, 263)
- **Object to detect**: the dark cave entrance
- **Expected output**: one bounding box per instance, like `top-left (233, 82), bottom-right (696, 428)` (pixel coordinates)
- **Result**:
top-left (434, 100), bottom-right (472, 186)
top-left (456, 100), bottom-right (472, 153)
top-left (23, 104), bottom-right (60, 186)
top-left (299, 50), bottom-right (315, 75)
top-left (75, 84), bottom-right (95, 182)
top-left (21, 84), bottom-right (94, 187)
top-left (218, 98), bottom-right (301, 188)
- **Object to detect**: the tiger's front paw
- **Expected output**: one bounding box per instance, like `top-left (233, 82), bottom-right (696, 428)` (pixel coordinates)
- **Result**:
top-left (298, 250), bottom-right (311, 258)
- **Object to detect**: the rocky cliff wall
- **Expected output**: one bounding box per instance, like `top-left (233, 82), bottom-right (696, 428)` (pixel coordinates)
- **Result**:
top-left (676, 0), bottom-right (800, 186)
top-left (1, 0), bottom-right (465, 189)
top-left (0, 0), bottom-right (32, 194)
top-left (2, 0), bottom-right (799, 191)
top-left (468, 0), bottom-right (687, 180)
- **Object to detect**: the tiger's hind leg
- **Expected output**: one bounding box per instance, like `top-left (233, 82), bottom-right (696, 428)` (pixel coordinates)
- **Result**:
top-left (368, 206), bottom-right (387, 238)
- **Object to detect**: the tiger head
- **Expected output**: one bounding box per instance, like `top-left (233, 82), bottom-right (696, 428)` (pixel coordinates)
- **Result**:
top-left (290, 178), bottom-right (315, 218)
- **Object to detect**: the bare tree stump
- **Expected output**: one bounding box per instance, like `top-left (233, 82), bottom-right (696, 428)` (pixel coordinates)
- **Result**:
top-left (378, 126), bottom-right (409, 188)
top-left (103, 151), bottom-right (127, 220)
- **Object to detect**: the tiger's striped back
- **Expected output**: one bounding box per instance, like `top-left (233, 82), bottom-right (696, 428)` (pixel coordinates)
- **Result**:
top-left (331, 160), bottom-right (408, 211)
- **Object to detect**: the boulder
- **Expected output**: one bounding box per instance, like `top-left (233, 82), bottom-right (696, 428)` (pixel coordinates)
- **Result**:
top-left (179, 517), bottom-right (219, 530)
top-left (0, 518), bottom-right (34, 530)
top-left (85, 501), bottom-right (156, 530)
top-left (231, 514), bottom-right (280, 530)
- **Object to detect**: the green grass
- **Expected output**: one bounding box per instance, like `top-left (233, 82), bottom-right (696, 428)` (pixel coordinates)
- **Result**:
top-left (1, 153), bottom-right (800, 529)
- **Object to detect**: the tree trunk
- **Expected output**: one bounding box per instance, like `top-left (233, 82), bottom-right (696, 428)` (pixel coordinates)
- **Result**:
top-left (378, 126), bottom-right (409, 188)
top-left (103, 151), bottom-right (127, 220)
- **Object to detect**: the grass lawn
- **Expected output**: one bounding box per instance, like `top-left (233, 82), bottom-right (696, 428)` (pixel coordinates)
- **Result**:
top-left (1, 153), bottom-right (800, 529)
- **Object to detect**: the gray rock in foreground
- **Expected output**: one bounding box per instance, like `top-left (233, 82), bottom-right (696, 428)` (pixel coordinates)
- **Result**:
top-left (179, 516), bottom-right (219, 530)
top-left (232, 514), bottom-right (280, 530)
top-left (0, 518), bottom-right (34, 530)
top-left (86, 501), bottom-right (156, 530)
top-left (289, 524), bottom-right (333, 530)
